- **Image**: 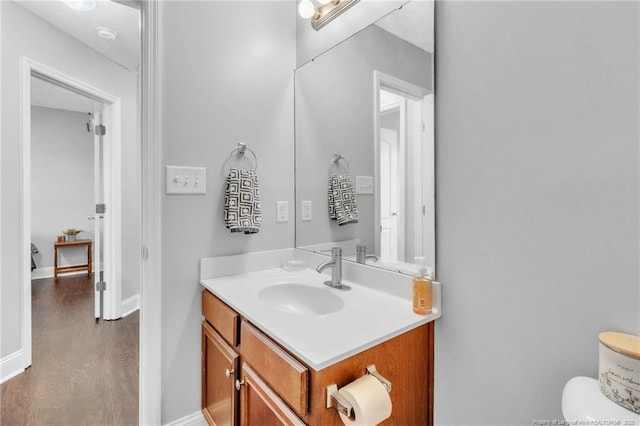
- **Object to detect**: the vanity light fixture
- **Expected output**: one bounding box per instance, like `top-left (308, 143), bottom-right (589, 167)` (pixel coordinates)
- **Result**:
top-left (298, 0), bottom-right (360, 31)
top-left (96, 27), bottom-right (118, 40)
top-left (61, 0), bottom-right (96, 11)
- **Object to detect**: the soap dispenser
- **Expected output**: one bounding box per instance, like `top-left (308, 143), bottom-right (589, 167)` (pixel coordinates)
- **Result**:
top-left (412, 258), bottom-right (433, 315)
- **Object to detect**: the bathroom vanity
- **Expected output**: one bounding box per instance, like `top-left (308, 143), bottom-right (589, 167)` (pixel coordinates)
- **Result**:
top-left (200, 266), bottom-right (440, 425)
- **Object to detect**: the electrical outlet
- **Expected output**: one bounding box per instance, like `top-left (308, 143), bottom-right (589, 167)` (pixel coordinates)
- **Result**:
top-left (277, 201), bottom-right (288, 223)
top-left (302, 201), bottom-right (312, 221)
top-left (165, 166), bottom-right (206, 195)
top-left (356, 176), bottom-right (374, 195)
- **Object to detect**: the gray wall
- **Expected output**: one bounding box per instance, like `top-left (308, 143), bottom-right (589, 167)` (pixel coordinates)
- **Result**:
top-left (31, 107), bottom-right (94, 270)
top-left (1, 1), bottom-right (139, 359)
top-left (295, 24), bottom-right (430, 250)
top-left (158, 2), bottom-right (295, 422)
top-left (435, 1), bottom-right (640, 424)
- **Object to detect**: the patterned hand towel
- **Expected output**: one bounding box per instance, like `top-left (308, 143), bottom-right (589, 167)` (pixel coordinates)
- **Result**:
top-left (225, 168), bottom-right (261, 234)
top-left (328, 174), bottom-right (358, 226)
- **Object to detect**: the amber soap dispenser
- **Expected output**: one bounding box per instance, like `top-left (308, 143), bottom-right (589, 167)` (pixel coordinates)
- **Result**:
top-left (412, 260), bottom-right (432, 315)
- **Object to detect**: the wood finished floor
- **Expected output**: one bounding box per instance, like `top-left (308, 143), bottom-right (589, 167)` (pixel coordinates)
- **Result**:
top-left (1, 275), bottom-right (138, 426)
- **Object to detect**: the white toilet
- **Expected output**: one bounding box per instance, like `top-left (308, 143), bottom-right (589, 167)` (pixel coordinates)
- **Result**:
top-left (562, 376), bottom-right (640, 425)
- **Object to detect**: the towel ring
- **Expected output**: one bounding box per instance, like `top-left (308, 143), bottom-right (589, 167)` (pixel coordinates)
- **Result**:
top-left (329, 154), bottom-right (350, 177)
top-left (227, 142), bottom-right (258, 171)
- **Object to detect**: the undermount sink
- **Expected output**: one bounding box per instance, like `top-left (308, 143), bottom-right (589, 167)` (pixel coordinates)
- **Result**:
top-left (257, 283), bottom-right (344, 316)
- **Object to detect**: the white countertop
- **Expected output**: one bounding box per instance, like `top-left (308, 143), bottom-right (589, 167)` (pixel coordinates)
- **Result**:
top-left (200, 267), bottom-right (440, 371)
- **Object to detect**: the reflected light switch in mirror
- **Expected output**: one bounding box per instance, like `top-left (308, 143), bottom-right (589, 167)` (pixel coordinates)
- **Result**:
top-left (356, 176), bottom-right (374, 195)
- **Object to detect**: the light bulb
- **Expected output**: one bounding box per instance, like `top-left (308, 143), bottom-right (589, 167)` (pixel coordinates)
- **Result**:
top-left (318, 0), bottom-right (333, 4)
top-left (62, 0), bottom-right (96, 11)
top-left (298, 0), bottom-right (316, 19)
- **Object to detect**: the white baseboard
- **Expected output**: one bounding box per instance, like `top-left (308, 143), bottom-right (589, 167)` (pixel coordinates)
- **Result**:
top-left (31, 266), bottom-right (102, 280)
top-left (163, 411), bottom-right (207, 426)
top-left (121, 294), bottom-right (140, 317)
top-left (0, 350), bottom-right (26, 384)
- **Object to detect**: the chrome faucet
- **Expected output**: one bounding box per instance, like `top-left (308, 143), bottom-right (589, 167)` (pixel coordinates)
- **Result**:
top-left (315, 247), bottom-right (351, 291)
top-left (356, 244), bottom-right (379, 264)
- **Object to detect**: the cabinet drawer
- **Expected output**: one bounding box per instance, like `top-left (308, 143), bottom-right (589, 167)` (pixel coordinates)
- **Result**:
top-left (240, 320), bottom-right (309, 416)
top-left (202, 289), bottom-right (239, 347)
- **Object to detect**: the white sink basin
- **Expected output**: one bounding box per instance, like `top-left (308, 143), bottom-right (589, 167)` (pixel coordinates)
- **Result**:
top-left (257, 283), bottom-right (344, 316)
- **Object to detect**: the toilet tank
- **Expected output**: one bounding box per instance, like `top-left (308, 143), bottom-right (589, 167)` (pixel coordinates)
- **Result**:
top-left (599, 331), bottom-right (640, 414)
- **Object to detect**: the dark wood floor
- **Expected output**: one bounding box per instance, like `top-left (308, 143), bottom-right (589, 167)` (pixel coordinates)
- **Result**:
top-left (1, 274), bottom-right (138, 425)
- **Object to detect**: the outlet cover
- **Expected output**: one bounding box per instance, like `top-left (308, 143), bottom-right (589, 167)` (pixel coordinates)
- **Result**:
top-left (302, 201), bottom-right (312, 221)
top-left (276, 201), bottom-right (289, 223)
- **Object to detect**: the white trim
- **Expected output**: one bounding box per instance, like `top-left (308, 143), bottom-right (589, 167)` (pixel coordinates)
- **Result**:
top-left (31, 267), bottom-right (83, 280)
top-left (0, 350), bottom-right (26, 384)
top-left (121, 294), bottom-right (140, 317)
top-left (19, 57), bottom-right (34, 373)
top-left (19, 57), bottom-right (123, 379)
top-left (162, 411), bottom-right (207, 426)
top-left (140, 1), bottom-right (162, 424)
top-left (31, 263), bottom-right (104, 281)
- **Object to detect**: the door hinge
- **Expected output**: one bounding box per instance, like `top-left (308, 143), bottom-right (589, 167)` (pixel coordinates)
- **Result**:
top-left (96, 203), bottom-right (106, 214)
top-left (141, 246), bottom-right (149, 260)
top-left (96, 281), bottom-right (107, 291)
top-left (95, 124), bottom-right (106, 136)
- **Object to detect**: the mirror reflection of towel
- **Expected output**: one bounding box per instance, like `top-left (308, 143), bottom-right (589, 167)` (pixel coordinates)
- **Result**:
top-left (224, 168), bottom-right (261, 234)
top-left (328, 174), bottom-right (358, 226)
top-left (31, 243), bottom-right (39, 271)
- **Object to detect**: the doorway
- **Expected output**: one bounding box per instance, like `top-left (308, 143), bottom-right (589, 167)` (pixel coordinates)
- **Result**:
top-left (2, 51), bottom-right (139, 426)
top-left (23, 62), bottom-right (125, 327)
top-left (29, 74), bottom-right (114, 320)
top-left (374, 71), bottom-right (434, 266)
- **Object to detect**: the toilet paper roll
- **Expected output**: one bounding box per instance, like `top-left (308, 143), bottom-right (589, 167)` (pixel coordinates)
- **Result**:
top-left (338, 374), bottom-right (392, 426)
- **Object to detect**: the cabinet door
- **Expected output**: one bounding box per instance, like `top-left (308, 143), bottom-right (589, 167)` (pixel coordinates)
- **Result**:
top-left (239, 363), bottom-right (305, 426)
top-left (202, 321), bottom-right (239, 426)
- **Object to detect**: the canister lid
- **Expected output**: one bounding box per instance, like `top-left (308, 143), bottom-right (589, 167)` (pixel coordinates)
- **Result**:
top-left (599, 332), bottom-right (640, 360)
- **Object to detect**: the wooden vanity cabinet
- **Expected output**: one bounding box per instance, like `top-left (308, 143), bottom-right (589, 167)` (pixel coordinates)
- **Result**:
top-left (202, 321), bottom-right (240, 426)
top-left (202, 289), bottom-right (434, 426)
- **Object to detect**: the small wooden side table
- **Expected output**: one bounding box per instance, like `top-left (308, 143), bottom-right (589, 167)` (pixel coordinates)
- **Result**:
top-left (54, 239), bottom-right (92, 282)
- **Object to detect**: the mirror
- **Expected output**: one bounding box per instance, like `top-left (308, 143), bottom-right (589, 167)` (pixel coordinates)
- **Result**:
top-left (295, 0), bottom-right (434, 275)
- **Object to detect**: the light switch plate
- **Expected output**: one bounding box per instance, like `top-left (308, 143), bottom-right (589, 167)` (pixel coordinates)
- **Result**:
top-left (301, 201), bottom-right (312, 221)
top-left (277, 201), bottom-right (289, 223)
top-left (165, 166), bottom-right (206, 195)
top-left (356, 176), bottom-right (374, 195)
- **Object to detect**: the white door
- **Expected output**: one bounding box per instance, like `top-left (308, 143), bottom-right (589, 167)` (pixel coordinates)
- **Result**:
top-left (380, 127), bottom-right (399, 261)
top-left (91, 108), bottom-right (106, 319)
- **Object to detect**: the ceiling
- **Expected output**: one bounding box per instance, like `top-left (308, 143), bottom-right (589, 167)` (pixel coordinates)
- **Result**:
top-left (18, 0), bottom-right (140, 113)
top-left (375, 1), bottom-right (434, 53)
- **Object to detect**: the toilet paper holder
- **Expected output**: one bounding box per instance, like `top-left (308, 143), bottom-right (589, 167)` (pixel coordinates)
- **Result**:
top-left (326, 364), bottom-right (392, 417)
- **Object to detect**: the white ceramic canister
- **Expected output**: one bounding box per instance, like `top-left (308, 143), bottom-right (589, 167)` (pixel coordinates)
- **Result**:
top-left (599, 331), bottom-right (640, 414)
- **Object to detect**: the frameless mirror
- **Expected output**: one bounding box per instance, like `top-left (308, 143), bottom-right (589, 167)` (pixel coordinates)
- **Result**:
top-left (295, 0), bottom-right (434, 275)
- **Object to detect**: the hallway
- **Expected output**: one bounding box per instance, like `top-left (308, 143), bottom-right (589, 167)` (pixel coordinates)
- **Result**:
top-left (1, 275), bottom-right (138, 425)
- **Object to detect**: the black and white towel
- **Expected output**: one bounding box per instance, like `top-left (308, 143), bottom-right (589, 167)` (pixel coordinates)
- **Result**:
top-left (328, 174), bottom-right (358, 226)
top-left (225, 168), bottom-right (261, 234)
